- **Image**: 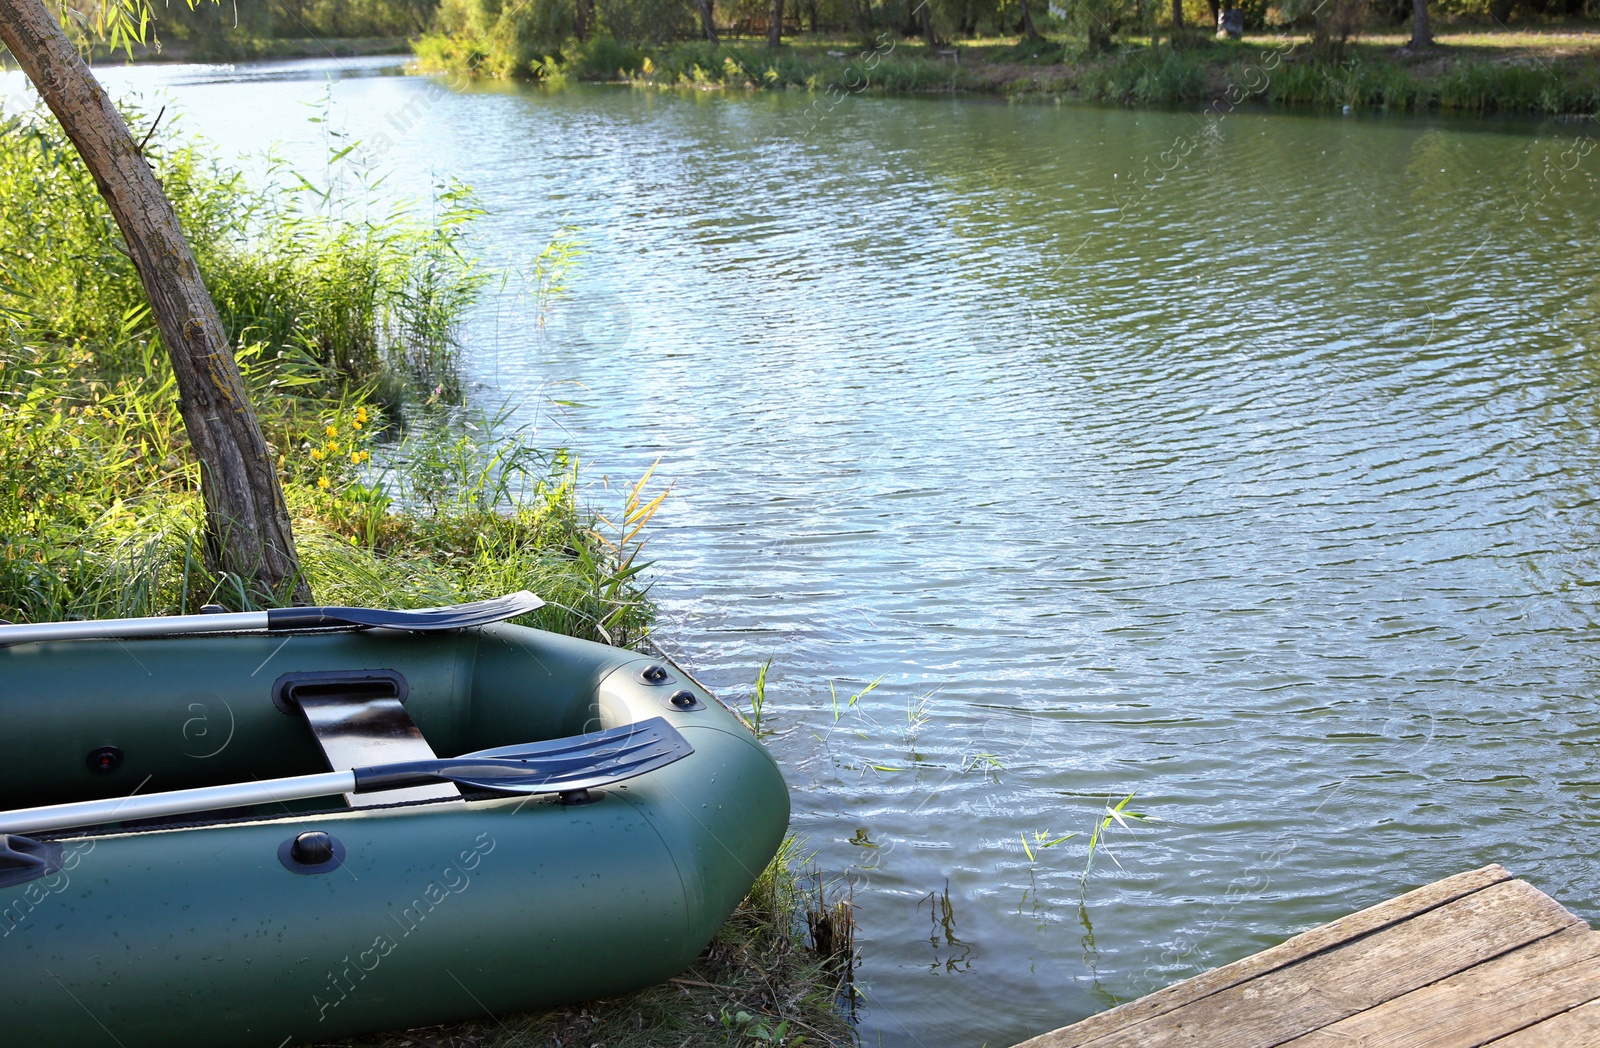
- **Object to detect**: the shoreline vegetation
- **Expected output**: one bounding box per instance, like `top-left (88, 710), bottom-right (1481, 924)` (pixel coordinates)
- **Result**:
top-left (72, 25), bottom-right (1600, 117)
top-left (27, 0), bottom-right (1594, 116)
top-left (411, 27), bottom-right (1600, 115)
top-left (0, 102), bottom-right (856, 1046)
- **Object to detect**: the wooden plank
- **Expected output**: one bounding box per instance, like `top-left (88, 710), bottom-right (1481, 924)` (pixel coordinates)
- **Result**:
top-left (1483, 997), bottom-right (1600, 1047)
top-left (1283, 925), bottom-right (1600, 1048)
top-left (1039, 878), bottom-right (1581, 1048)
top-left (1016, 865), bottom-right (1515, 1048)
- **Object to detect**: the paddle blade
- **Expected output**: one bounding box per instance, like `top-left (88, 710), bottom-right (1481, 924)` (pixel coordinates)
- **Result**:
top-left (353, 718), bottom-right (694, 796)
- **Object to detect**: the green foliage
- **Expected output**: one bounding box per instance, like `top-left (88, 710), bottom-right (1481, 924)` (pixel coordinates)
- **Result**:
top-left (0, 105), bottom-right (657, 644)
top-left (567, 34), bottom-right (648, 78)
top-left (742, 657), bottom-right (776, 740)
top-left (144, 0), bottom-right (438, 56)
top-left (1060, 0), bottom-right (1138, 52)
top-left (420, 0), bottom-right (687, 69)
top-left (0, 107), bottom-right (483, 398)
top-left (1257, 52), bottom-right (1600, 112)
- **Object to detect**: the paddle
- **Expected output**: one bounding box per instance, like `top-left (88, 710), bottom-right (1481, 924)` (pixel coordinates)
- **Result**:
top-left (0, 717), bottom-right (692, 835)
top-left (0, 591), bottom-right (545, 647)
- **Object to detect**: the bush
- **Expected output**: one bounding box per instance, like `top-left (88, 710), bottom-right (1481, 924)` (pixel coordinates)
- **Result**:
top-left (569, 34), bottom-right (647, 78)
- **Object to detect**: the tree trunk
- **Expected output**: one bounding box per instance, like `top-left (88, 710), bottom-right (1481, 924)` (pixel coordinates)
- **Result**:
top-left (1020, 0), bottom-right (1041, 38)
top-left (575, 0), bottom-right (593, 41)
top-left (919, 0), bottom-right (935, 46)
top-left (0, 0), bottom-right (312, 607)
top-left (1172, 0), bottom-right (1186, 32)
top-left (769, 0), bottom-right (784, 48)
top-left (1206, 0), bottom-right (1220, 28)
top-left (1409, 0), bottom-right (1432, 47)
top-left (697, 0), bottom-right (720, 42)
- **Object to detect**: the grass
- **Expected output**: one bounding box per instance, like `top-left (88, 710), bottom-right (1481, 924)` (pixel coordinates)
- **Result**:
top-left (0, 103), bottom-right (661, 643)
top-left (412, 25), bottom-right (1600, 115)
top-left (331, 836), bottom-right (858, 1048)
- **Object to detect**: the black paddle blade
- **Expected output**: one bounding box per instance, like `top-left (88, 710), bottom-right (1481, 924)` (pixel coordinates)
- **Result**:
top-left (352, 718), bottom-right (694, 796)
top-left (267, 591), bottom-right (544, 633)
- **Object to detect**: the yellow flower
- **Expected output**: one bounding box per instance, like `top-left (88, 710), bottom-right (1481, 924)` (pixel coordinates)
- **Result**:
top-left (352, 420), bottom-right (362, 430)
top-left (327, 441), bottom-right (340, 452)
top-left (356, 407), bottom-right (369, 423)
top-left (317, 476), bottom-right (330, 490)
top-left (350, 451), bottom-right (361, 464)
top-left (325, 424), bottom-right (338, 437)
top-left (310, 449), bottom-right (324, 462)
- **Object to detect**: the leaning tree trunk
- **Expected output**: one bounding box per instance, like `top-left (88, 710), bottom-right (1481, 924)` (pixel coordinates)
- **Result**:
top-left (769, 0), bottom-right (784, 48)
top-left (697, 0), bottom-right (720, 42)
top-left (1409, 0), bottom-right (1432, 48)
top-left (0, 0), bottom-right (313, 607)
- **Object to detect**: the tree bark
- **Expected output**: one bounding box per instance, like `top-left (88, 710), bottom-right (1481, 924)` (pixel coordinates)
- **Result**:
top-left (769, 0), bottom-right (784, 48)
top-left (1409, 0), bottom-right (1432, 48)
top-left (697, 0), bottom-right (720, 42)
top-left (1171, 0), bottom-right (1186, 33)
top-left (919, 0), bottom-right (935, 46)
top-left (1020, 0), bottom-right (1041, 39)
top-left (575, 0), bottom-right (593, 41)
top-left (0, 0), bottom-right (312, 606)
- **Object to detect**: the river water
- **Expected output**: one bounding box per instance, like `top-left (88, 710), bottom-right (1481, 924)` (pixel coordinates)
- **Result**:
top-left (8, 55), bottom-right (1600, 1047)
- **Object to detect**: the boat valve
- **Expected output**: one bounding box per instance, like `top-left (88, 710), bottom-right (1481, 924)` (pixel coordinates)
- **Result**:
top-left (666, 690), bottom-right (704, 712)
top-left (86, 746), bottom-right (123, 773)
top-left (279, 830), bottom-right (346, 875)
top-left (637, 664), bottom-right (673, 685)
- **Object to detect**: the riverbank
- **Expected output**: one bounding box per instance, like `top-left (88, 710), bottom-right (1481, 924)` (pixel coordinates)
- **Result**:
top-left (0, 102), bottom-right (853, 1047)
top-left (80, 36), bottom-right (411, 64)
top-left (413, 27), bottom-right (1600, 115)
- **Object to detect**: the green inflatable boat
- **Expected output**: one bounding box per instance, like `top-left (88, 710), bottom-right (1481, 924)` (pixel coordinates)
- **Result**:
top-left (0, 593), bottom-right (789, 1047)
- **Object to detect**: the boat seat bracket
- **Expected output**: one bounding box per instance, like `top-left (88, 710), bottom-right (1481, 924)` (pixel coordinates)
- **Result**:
top-left (272, 669), bottom-right (462, 808)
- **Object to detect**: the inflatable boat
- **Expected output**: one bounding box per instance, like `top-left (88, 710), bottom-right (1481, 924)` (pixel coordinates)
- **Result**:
top-left (0, 593), bottom-right (789, 1047)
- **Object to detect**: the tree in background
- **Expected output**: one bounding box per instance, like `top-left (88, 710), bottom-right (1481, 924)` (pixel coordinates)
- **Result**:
top-left (0, 0), bottom-right (312, 605)
top-left (1410, 0), bottom-right (1433, 48)
top-left (1063, 0), bottom-right (1129, 51)
top-left (770, 0), bottom-right (784, 46)
top-left (1019, 0), bottom-right (1041, 39)
top-left (697, 0), bottom-right (720, 41)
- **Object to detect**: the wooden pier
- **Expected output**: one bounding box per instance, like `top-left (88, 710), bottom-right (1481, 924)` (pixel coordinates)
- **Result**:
top-left (1018, 864), bottom-right (1600, 1048)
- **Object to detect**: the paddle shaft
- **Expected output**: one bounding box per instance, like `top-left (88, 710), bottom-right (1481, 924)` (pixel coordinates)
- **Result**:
top-left (0, 608), bottom-right (350, 645)
top-left (0, 770), bottom-right (359, 835)
top-left (0, 611), bottom-right (268, 645)
top-left (0, 591), bottom-right (544, 647)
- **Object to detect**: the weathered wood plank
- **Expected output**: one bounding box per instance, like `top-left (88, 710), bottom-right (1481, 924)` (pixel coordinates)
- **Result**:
top-left (1014, 864), bottom-right (1513, 1048)
top-left (1283, 925), bottom-right (1600, 1048)
top-left (1483, 997), bottom-right (1600, 1047)
top-left (1032, 877), bottom-right (1580, 1048)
